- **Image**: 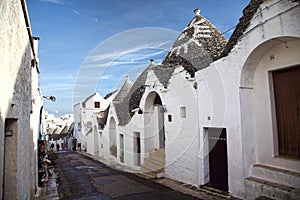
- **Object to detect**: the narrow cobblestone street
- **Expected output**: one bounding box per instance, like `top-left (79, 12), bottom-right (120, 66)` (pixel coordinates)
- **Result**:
top-left (51, 151), bottom-right (201, 200)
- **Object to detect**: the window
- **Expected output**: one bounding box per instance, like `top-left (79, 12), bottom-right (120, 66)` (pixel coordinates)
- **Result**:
top-left (273, 67), bottom-right (300, 159)
top-left (180, 107), bottom-right (186, 118)
top-left (168, 115), bottom-right (172, 122)
top-left (94, 102), bottom-right (100, 108)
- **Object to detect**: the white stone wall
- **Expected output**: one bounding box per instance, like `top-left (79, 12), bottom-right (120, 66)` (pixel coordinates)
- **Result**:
top-left (121, 112), bottom-right (144, 167)
top-left (161, 69), bottom-right (199, 186)
top-left (81, 93), bottom-right (109, 150)
top-left (252, 40), bottom-right (300, 169)
top-left (98, 67), bottom-right (200, 180)
top-left (99, 107), bottom-right (117, 159)
top-left (83, 1), bottom-right (299, 199)
top-left (30, 62), bottom-right (43, 195)
top-left (87, 115), bottom-right (99, 155)
top-left (94, 92), bottom-right (120, 158)
top-left (73, 103), bottom-right (83, 146)
top-left (195, 0), bottom-right (300, 198)
top-left (0, 0), bottom-right (35, 198)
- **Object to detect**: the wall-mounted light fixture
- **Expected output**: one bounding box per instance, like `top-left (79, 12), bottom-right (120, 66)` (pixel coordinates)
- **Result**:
top-left (131, 107), bottom-right (143, 114)
top-left (43, 95), bottom-right (56, 102)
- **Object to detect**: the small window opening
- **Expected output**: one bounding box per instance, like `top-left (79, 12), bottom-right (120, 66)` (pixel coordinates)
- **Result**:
top-left (168, 115), bottom-right (172, 122)
top-left (95, 102), bottom-right (100, 108)
top-left (180, 107), bottom-right (186, 118)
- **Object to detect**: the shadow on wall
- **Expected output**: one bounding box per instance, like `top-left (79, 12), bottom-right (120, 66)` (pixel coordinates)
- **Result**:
top-left (0, 41), bottom-right (34, 199)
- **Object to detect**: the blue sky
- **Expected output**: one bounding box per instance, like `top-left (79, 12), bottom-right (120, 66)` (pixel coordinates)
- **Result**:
top-left (27, 0), bottom-right (249, 115)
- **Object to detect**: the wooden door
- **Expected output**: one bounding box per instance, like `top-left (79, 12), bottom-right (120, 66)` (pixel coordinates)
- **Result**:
top-left (273, 66), bottom-right (300, 158)
top-left (207, 128), bottom-right (228, 191)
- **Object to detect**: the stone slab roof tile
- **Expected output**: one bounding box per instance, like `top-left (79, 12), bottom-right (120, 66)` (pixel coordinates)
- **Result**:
top-left (112, 78), bottom-right (134, 126)
top-left (115, 11), bottom-right (228, 126)
top-left (162, 14), bottom-right (227, 77)
top-left (104, 90), bottom-right (118, 99)
top-left (219, 0), bottom-right (264, 58)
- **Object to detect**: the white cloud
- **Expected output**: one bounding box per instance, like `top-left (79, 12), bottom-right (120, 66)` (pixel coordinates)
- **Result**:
top-left (39, 0), bottom-right (65, 5)
top-left (73, 27), bottom-right (180, 104)
top-left (72, 9), bottom-right (81, 16)
top-left (99, 75), bottom-right (114, 80)
top-left (71, 8), bottom-right (98, 23)
top-left (90, 17), bottom-right (98, 22)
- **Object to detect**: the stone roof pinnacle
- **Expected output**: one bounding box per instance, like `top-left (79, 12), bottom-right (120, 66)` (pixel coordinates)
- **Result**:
top-left (194, 8), bottom-right (200, 16)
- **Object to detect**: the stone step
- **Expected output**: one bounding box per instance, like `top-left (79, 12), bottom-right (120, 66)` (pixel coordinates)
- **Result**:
top-left (245, 176), bottom-right (300, 200)
top-left (137, 171), bottom-right (156, 179)
top-left (152, 148), bottom-right (165, 155)
top-left (139, 165), bottom-right (157, 179)
top-left (199, 185), bottom-right (230, 198)
top-left (139, 148), bottom-right (165, 179)
top-left (143, 158), bottom-right (164, 172)
top-left (149, 148), bottom-right (165, 164)
top-left (251, 164), bottom-right (300, 188)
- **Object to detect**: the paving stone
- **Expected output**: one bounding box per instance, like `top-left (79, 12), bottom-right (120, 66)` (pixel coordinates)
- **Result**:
top-left (36, 151), bottom-right (231, 200)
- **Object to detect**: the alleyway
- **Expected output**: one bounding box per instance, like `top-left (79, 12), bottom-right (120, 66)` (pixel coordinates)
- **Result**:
top-left (49, 151), bottom-right (200, 200)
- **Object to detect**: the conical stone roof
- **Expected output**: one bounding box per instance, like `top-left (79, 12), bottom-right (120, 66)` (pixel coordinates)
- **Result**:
top-left (112, 77), bottom-right (133, 126)
top-left (122, 10), bottom-right (228, 125)
top-left (162, 10), bottom-right (227, 77)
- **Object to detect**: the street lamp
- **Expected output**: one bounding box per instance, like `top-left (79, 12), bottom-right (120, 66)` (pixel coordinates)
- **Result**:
top-left (43, 95), bottom-right (56, 102)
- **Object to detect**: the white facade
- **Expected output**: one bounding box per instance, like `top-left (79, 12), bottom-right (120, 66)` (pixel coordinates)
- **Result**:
top-left (73, 103), bottom-right (83, 147)
top-left (30, 37), bottom-right (44, 196)
top-left (97, 66), bottom-right (199, 180)
top-left (73, 92), bottom-right (111, 153)
top-left (0, 0), bottom-right (42, 198)
top-left (195, 0), bottom-right (300, 199)
top-left (77, 1), bottom-right (300, 199)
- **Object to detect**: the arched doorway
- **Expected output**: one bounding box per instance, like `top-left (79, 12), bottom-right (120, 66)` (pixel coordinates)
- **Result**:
top-left (144, 92), bottom-right (165, 153)
top-left (109, 118), bottom-right (117, 157)
top-left (240, 37), bottom-right (300, 171)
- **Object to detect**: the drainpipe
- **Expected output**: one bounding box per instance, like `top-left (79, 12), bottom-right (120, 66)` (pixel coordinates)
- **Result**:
top-left (21, 0), bottom-right (40, 73)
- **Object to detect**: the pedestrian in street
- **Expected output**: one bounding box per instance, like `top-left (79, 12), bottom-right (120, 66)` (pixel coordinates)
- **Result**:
top-left (50, 143), bottom-right (55, 152)
top-left (56, 143), bottom-right (60, 151)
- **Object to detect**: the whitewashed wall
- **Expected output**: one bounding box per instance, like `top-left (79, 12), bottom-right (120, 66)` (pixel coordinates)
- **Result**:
top-left (73, 103), bottom-right (84, 147)
top-left (81, 93), bottom-right (107, 150)
top-left (195, 0), bottom-right (300, 198)
top-left (0, 0), bottom-right (36, 198)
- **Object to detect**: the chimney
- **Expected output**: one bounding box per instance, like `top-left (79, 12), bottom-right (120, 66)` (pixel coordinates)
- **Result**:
top-left (194, 8), bottom-right (200, 16)
top-left (150, 58), bottom-right (154, 64)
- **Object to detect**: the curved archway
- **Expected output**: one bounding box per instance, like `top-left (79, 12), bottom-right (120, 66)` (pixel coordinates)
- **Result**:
top-left (144, 92), bottom-right (165, 153)
top-left (109, 117), bottom-right (117, 157)
top-left (241, 36), bottom-right (299, 88)
top-left (240, 36), bottom-right (300, 171)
